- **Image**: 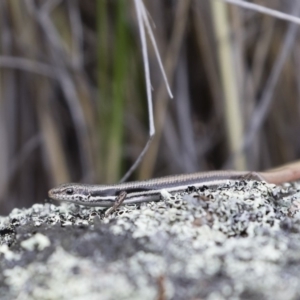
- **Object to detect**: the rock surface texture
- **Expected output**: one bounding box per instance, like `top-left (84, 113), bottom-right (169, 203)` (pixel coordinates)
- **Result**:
top-left (0, 180), bottom-right (300, 299)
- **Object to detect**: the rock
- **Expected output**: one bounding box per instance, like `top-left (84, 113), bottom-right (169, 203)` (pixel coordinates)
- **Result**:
top-left (0, 180), bottom-right (300, 300)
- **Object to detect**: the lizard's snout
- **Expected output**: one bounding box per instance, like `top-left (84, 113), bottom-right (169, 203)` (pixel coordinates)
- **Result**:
top-left (48, 187), bottom-right (56, 200)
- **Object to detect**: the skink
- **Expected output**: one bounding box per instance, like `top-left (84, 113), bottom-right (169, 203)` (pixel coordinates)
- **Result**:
top-left (48, 160), bottom-right (300, 207)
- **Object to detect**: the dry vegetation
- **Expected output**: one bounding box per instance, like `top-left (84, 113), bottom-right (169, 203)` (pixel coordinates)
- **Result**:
top-left (0, 0), bottom-right (299, 213)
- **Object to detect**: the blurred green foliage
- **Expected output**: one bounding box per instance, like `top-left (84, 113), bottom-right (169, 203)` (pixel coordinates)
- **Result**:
top-left (0, 0), bottom-right (299, 214)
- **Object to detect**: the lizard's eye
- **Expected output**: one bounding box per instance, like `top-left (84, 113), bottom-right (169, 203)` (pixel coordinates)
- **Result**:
top-left (66, 188), bottom-right (74, 195)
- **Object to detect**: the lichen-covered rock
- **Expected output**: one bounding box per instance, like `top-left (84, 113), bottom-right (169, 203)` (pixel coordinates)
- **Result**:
top-left (0, 180), bottom-right (300, 299)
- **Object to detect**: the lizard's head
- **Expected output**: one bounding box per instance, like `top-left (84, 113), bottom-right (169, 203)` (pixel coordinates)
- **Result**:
top-left (48, 183), bottom-right (91, 204)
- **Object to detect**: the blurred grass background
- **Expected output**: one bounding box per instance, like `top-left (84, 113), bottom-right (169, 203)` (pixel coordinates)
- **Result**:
top-left (0, 0), bottom-right (299, 214)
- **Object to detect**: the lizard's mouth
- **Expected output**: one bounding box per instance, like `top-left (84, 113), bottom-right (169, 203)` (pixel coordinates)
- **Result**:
top-left (48, 189), bottom-right (53, 199)
top-left (48, 188), bottom-right (59, 201)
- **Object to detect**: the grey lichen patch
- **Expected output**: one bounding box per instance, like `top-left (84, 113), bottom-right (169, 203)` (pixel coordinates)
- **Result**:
top-left (0, 180), bottom-right (300, 299)
top-left (0, 245), bottom-right (20, 261)
top-left (4, 247), bottom-right (168, 300)
top-left (20, 233), bottom-right (50, 251)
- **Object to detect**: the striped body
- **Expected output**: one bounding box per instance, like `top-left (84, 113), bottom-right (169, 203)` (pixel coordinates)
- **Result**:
top-left (48, 170), bottom-right (263, 207)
